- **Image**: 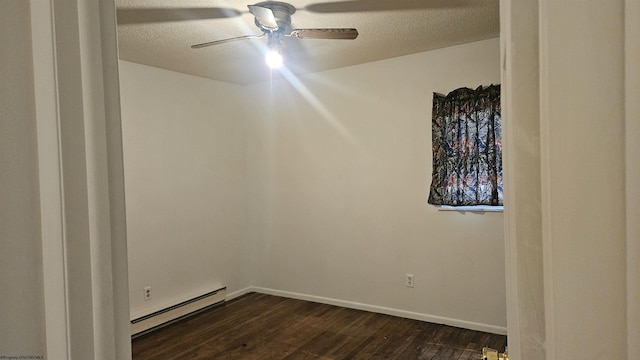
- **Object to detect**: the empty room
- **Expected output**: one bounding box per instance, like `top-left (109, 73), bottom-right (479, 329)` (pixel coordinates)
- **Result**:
top-left (1, 0), bottom-right (636, 359)
top-left (118, 0), bottom-right (506, 358)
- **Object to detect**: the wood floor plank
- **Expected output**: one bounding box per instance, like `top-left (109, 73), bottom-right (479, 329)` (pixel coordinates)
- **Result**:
top-left (132, 292), bottom-right (506, 359)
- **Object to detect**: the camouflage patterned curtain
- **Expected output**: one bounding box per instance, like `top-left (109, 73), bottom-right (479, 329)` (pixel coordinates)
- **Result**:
top-left (428, 85), bottom-right (502, 206)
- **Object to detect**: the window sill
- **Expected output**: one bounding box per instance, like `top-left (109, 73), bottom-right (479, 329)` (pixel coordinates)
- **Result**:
top-left (435, 205), bottom-right (503, 213)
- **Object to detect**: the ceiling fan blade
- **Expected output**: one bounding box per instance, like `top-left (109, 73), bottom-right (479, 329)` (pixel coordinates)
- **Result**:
top-left (117, 7), bottom-right (241, 25)
top-left (247, 5), bottom-right (279, 31)
top-left (288, 28), bottom-right (359, 40)
top-left (191, 33), bottom-right (265, 49)
top-left (304, 0), bottom-right (470, 13)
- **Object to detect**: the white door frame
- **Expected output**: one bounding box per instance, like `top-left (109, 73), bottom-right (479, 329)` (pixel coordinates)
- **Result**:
top-left (501, 0), bottom-right (638, 359)
top-left (625, 0), bottom-right (640, 357)
top-left (30, 0), bottom-right (131, 359)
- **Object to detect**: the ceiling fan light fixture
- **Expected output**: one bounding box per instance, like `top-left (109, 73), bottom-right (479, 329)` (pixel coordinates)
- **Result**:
top-left (265, 31), bottom-right (285, 69)
top-left (265, 49), bottom-right (283, 68)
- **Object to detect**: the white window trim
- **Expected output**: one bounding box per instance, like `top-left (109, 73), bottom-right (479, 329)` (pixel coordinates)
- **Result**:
top-left (435, 205), bottom-right (504, 212)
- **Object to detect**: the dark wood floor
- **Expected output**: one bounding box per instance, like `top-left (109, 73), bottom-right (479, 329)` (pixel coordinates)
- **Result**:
top-left (132, 292), bottom-right (506, 360)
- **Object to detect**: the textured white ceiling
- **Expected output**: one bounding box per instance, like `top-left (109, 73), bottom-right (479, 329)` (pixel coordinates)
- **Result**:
top-left (116, 0), bottom-right (499, 85)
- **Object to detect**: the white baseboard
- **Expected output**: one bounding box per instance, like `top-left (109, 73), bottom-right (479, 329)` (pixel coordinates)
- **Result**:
top-left (226, 286), bottom-right (253, 301)
top-left (250, 287), bottom-right (507, 335)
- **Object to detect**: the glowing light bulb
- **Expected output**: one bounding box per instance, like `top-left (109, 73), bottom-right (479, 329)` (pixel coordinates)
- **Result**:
top-left (265, 50), bottom-right (283, 69)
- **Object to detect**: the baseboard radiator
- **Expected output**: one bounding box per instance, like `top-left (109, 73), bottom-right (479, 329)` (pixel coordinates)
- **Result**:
top-left (131, 287), bottom-right (226, 337)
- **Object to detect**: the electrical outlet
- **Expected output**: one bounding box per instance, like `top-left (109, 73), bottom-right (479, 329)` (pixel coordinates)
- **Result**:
top-left (406, 274), bottom-right (414, 288)
top-left (144, 286), bottom-right (152, 301)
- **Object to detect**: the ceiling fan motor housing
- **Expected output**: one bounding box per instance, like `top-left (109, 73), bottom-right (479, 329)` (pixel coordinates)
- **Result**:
top-left (254, 1), bottom-right (296, 32)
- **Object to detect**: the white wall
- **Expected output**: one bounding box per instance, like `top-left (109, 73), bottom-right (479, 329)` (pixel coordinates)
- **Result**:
top-left (245, 38), bottom-right (506, 331)
top-left (119, 39), bottom-right (505, 330)
top-left (0, 1), bottom-right (46, 356)
top-left (119, 62), bottom-right (250, 318)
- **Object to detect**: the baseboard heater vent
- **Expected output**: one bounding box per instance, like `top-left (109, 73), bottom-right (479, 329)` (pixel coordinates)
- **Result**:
top-left (131, 287), bottom-right (226, 338)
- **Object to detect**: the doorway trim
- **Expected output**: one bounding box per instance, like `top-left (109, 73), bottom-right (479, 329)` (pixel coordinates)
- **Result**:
top-left (31, 0), bottom-right (131, 358)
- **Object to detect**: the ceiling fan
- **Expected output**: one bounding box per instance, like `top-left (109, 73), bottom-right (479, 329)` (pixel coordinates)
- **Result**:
top-left (190, 1), bottom-right (358, 67)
